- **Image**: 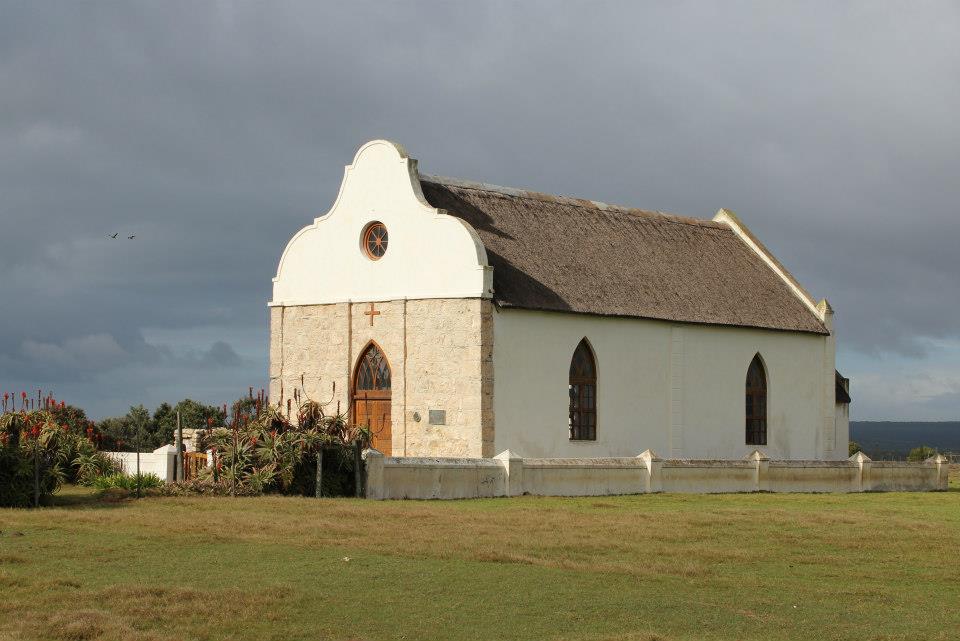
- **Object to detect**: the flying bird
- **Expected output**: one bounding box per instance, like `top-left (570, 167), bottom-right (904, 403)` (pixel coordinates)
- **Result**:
top-left (127, 235), bottom-right (135, 239)
top-left (109, 233), bottom-right (118, 239)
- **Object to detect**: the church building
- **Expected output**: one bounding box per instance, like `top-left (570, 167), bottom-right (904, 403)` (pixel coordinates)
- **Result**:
top-left (270, 140), bottom-right (850, 460)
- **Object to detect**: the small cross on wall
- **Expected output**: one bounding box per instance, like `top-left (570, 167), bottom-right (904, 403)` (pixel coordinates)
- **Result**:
top-left (363, 302), bottom-right (381, 326)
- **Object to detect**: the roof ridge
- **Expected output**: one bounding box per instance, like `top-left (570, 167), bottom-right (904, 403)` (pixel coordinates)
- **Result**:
top-left (420, 173), bottom-right (726, 230)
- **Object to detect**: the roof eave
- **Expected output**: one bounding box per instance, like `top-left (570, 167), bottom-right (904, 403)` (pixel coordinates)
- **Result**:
top-left (493, 300), bottom-right (832, 336)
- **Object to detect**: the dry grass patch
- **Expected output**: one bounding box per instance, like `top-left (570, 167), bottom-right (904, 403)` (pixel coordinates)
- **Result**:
top-left (29, 609), bottom-right (165, 641)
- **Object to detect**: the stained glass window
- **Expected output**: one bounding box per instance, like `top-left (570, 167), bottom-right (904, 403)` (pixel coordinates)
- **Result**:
top-left (355, 343), bottom-right (391, 391)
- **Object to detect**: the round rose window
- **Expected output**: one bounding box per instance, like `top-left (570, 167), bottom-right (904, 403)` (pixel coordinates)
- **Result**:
top-left (362, 222), bottom-right (388, 260)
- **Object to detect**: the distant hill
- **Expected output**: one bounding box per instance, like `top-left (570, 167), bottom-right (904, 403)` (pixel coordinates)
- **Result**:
top-left (850, 421), bottom-right (960, 459)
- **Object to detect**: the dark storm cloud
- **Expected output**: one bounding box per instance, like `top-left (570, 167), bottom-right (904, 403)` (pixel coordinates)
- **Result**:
top-left (1, 2), bottom-right (958, 418)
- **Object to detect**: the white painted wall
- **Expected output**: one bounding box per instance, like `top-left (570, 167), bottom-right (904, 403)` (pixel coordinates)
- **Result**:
top-left (106, 445), bottom-right (177, 482)
top-left (493, 308), bottom-right (837, 460)
top-left (835, 402), bottom-right (850, 454)
top-left (271, 140), bottom-right (492, 306)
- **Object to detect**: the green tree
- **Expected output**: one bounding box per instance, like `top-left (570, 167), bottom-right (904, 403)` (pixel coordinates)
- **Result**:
top-left (97, 416), bottom-right (131, 450)
top-left (848, 441), bottom-right (862, 457)
top-left (154, 399), bottom-right (225, 440)
top-left (126, 405), bottom-right (153, 449)
top-left (97, 399), bottom-right (226, 452)
top-left (97, 405), bottom-right (164, 451)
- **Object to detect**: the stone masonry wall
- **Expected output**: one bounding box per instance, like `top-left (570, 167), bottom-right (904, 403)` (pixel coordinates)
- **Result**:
top-left (269, 298), bottom-right (493, 458)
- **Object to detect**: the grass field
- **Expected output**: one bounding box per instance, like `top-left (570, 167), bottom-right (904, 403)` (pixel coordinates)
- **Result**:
top-left (1, 471), bottom-right (958, 641)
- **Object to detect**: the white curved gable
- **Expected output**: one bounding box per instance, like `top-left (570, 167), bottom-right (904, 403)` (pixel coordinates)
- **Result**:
top-left (271, 140), bottom-right (492, 306)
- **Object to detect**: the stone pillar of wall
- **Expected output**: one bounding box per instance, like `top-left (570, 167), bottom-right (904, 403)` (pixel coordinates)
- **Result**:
top-left (746, 449), bottom-right (770, 492)
top-left (928, 454), bottom-right (949, 491)
top-left (494, 449), bottom-right (524, 496)
top-left (363, 448), bottom-right (385, 499)
top-left (637, 449), bottom-right (663, 493)
top-left (850, 451), bottom-right (872, 492)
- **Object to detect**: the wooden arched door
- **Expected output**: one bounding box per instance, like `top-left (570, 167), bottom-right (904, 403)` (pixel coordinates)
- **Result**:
top-left (353, 342), bottom-right (392, 455)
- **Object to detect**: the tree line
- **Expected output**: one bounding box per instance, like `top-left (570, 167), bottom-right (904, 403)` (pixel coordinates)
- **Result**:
top-left (46, 399), bottom-right (228, 452)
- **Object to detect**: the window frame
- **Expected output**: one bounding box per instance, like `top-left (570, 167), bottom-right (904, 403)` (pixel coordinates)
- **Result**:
top-left (745, 353), bottom-right (768, 446)
top-left (361, 222), bottom-right (388, 260)
top-left (568, 338), bottom-right (597, 441)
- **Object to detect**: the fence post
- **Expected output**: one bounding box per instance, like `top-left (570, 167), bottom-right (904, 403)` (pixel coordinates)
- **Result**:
top-left (135, 448), bottom-right (141, 499)
top-left (33, 446), bottom-right (40, 508)
top-left (494, 450), bottom-right (523, 497)
top-left (315, 449), bottom-right (323, 498)
top-left (175, 411), bottom-right (183, 482)
top-left (746, 450), bottom-right (769, 492)
top-left (849, 451), bottom-right (872, 492)
top-left (637, 449), bottom-right (663, 493)
top-left (362, 448), bottom-right (384, 499)
top-left (353, 440), bottom-right (363, 498)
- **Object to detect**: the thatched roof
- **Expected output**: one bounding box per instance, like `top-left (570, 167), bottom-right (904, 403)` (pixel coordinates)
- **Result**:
top-left (419, 175), bottom-right (828, 335)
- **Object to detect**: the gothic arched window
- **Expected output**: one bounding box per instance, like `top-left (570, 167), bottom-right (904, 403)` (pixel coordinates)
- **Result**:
top-left (355, 342), bottom-right (391, 392)
top-left (745, 354), bottom-right (767, 445)
top-left (569, 338), bottom-right (597, 441)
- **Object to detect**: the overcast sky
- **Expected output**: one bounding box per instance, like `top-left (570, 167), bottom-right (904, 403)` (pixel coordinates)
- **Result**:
top-left (1, 2), bottom-right (958, 420)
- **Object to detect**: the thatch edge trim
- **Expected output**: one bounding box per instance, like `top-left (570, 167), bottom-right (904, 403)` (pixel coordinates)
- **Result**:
top-left (713, 208), bottom-right (827, 323)
top-left (421, 174), bottom-right (726, 230)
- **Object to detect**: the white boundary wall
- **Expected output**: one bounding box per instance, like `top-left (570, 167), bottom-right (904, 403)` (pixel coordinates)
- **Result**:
top-left (363, 449), bottom-right (949, 499)
top-left (105, 445), bottom-right (177, 483)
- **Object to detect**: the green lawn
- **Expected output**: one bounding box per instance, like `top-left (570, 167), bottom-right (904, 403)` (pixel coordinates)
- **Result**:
top-left (1, 471), bottom-right (958, 641)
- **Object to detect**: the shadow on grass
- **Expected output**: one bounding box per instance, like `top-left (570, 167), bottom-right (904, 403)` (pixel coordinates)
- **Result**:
top-left (47, 485), bottom-right (134, 510)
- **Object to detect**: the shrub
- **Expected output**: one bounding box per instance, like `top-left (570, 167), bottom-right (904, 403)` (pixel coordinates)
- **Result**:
top-left (0, 446), bottom-right (36, 508)
top-left (907, 445), bottom-right (938, 462)
top-left (1, 394), bottom-right (121, 506)
top-left (205, 383), bottom-right (369, 496)
top-left (848, 441), bottom-right (862, 456)
top-left (157, 479), bottom-right (260, 497)
top-left (0, 407), bottom-right (83, 506)
top-left (74, 450), bottom-right (120, 485)
top-left (92, 472), bottom-right (164, 492)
